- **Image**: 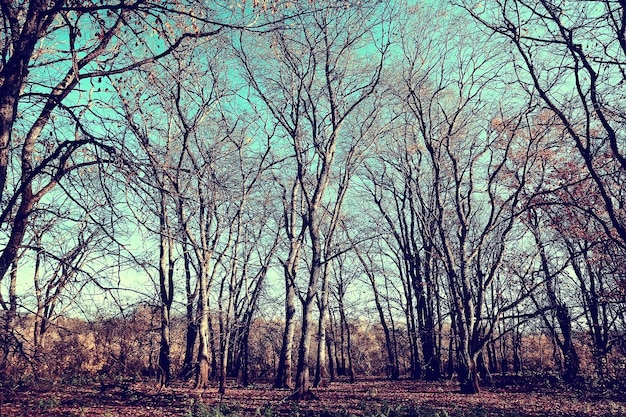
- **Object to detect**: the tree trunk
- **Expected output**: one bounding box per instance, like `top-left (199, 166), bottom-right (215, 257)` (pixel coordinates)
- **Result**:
top-left (179, 239), bottom-right (197, 380)
top-left (418, 251), bottom-right (441, 380)
top-left (337, 286), bottom-right (355, 382)
top-left (157, 190), bottom-right (174, 387)
top-left (555, 305), bottom-right (580, 384)
top-left (294, 265), bottom-right (320, 399)
top-left (1, 260), bottom-right (18, 368)
top-left (363, 262), bottom-right (398, 380)
top-left (274, 269), bottom-right (297, 389)
top-left (454, 313), bottom-right (481, 394)
top-left (314, 265), bottom-right (331, 388)
top-left (218, 342), bottom-right (229, 395)
top-left (532, 221), bottom-right (580, 384)
top-left (447, 313), bottom-right (457, 379)
top-left (240, 329), bottom-right (251, 386)
top-left (313, 317), bottom-right (328, 388)
top-left (487, 341), bottom-right (498, 374)
top-left (157, 314), bottom-right (171, 387)
top-left (294, 226), bottom-right (323, 399)
top-left (275, 178), bottom-right (303, 390)
top-left (325, 323), bottom-right (336, 383)
top-left (209, 313), bottom-right (218, 381)
top-left (458, 354), bottom-right (480, 394)
top-left (195, 272), bottom-right (211, 389)
top-left (345, 318), bottom-right (355, 383)
top-left (513, 327), bottom-right (522, 375)
top-left (179, 319), bottom-right (197, 380)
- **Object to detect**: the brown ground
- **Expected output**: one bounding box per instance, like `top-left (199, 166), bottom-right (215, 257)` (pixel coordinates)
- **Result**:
top-left (1, 377), bottom-right (624, 417)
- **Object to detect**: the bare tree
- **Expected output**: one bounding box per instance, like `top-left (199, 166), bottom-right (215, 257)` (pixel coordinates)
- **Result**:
top-left (526, 208), bottom-right (581, 383)
top-left (211, 120), bottom-right (280, 394)
top-left (114, 32), bottom-right (238, 387)
top-left (461, 0), bottom-right (626, 248)
top-left (0, 1), bottom-right (296, 382)
top-left (359, 3), bottom-right (543, 393)
top-left (524, 165), bottom-right (626, 381)
top-left (235, 0), bottom-right (393, 398)
top-left (0, 0), bottom-right (247, 291)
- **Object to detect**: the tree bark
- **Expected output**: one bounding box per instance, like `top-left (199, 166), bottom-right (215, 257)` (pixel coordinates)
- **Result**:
top-left (314, 264), bottom-right (331, 388)
top-left (157, 190), bottom-right (174, 387)
top-left (531, 215), bottom-right (580, 384)
top-left (179, 245), bottom-right (198, 380)
top-left (274, 247), bottom-right (299, 389)
top-left (195, 268), bottom-right (211, 389)
top-left (458, 355), bottom-right (480, 394)
top-left (294, 223), bottom-right (323, 399)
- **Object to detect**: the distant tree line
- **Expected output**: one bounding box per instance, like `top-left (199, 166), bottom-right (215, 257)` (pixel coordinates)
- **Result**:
top-left (2, 304), bottom-right (621, 389)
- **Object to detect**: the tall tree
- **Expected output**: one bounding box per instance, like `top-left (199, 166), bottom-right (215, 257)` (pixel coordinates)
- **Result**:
top-left (0, 1), bottom-right (284, 380)
top-left (114, 32), bottom-right (236, 387)
top-left (526, 208), bottom-right (581, 383)
top-left (235, 0), bottom-right (392, 398)
top-left (362, 3), bottom-right (541, 392)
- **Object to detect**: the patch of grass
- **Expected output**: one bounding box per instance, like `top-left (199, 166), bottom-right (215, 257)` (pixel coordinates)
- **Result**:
top-left (185, 399), bottom-right (241, 417)
top-left (318, 405), bottom-right (357, 417)
top-left (353, 402), bottom-right (526, 417)
top-left (357, 401), bottom-right (450, 417)
top-left (255, 402), bottom-right (277, 417)
top-left (37, 394), bottom-right (60, 410)
top-left (403, 406), bottom-right (449, 417)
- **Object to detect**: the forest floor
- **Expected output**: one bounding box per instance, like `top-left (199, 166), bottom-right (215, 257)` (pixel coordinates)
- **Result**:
top-left (1, 376), bottom-right (625, 417)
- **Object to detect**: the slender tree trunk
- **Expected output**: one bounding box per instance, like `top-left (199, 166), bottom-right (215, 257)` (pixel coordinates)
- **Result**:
top-left (180, 318), bottom-right (197, 380)
top-left (295, 302), bottom-right (316, 398)
top-left (314, 265), bottom-right (331, 388)
top-left (240, 328), bottom-right (250, 386)
top-left (218, 257), bottom-right (238, 395)
top-left (209, 312), bottom-right (218, 381)
top-left (0, 188), bottom-right (35, 283)
top-left (339, 309), bottom-right (346, 376)
top-left (157, 190), bottom-right (174, 387)
top-left (293, 218), bottom-right (327, 399)
top-left (1, 260), bottom-right (18, 368)
top-left (455, 314), bottom-right (481, 393)
top-left (418, 250), bottom-right (441, 380)
top-left (325, 317), bottom-right (337, 383)
top-left (345, 312), bottom-right (355, 383)
top-left (294, 245), bottom-right (322, 398)
top-left (195, 269), bottom-right (211, 389)
top-left (406, 287), bottom-right (421, 379)
top-left (336, 285), bottom-right (355, 382)
top-left (513, 328), bottom-right (522, 375)
top-left (532, 220), bottom-right (580, 384)
top-left (274, 268), bottom-right (297, 389)
top-left (487, 340), bottom-right (498, 374)
top-left (447, 338), bottom-right (455, 379)
top-left (447, 310), bottom-right (457, 379)
top-left (313, 319), bottom-right (328, 388)
top-left (570, 246), bottom-right (610, 379)
top-left (33, 252), bottom-right (44, 354)
top-left (179, 234), bottom-right (197, 380)
top-left (554, 305), bottom-right (580, 383)
top-left (498, 321), bottom-right (508, 376)
top-left (378, 288), bottom-right (398, 379)
top-left (218, 339), bottom-right (230, 395)
top-left (158, 306), bottom-right (171, 387)
top-left (275, 180), bottom-right (303, 390)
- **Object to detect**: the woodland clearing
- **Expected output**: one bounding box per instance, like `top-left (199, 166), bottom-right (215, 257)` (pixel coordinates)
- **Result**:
top-left (1, 377), bottom-right (624, 417)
